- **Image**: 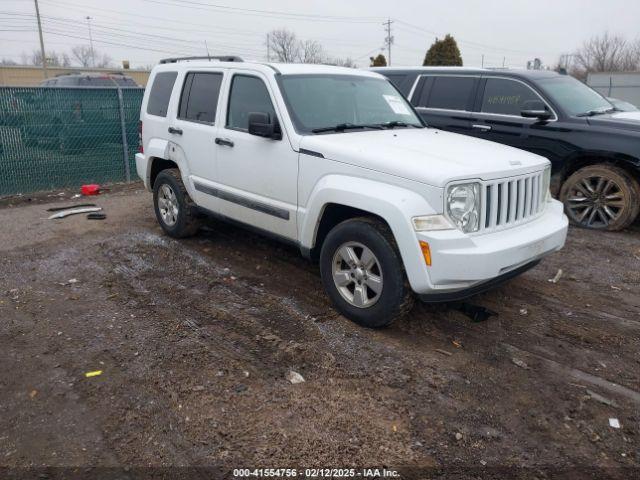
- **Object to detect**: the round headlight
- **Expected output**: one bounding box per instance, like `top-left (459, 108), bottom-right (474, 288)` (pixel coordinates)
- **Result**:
top-left (447, 184), bottom-right (480, 232)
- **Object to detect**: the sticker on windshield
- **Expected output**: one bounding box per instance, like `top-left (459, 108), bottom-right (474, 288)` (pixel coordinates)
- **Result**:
top-left (383, 95), bottom-right (411, 115)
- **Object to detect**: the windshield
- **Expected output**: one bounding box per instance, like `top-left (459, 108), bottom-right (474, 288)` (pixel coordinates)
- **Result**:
top-left (278, 74), bottom-right (422, 134)
top-left (537, 76), bottom-right (613, 117)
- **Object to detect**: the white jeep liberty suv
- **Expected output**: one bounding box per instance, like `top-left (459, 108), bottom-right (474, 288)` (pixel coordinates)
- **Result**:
top-left (136, 56), bottom-right (568, 328)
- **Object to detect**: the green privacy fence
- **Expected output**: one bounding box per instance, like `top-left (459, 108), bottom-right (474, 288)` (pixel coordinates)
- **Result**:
top-left (0, 86), bottom-right (144, 196)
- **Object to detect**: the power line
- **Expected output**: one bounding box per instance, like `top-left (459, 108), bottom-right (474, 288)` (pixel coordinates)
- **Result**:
top-left (140, 0), bottom-right (384, 23)
top-left (394, 19), bottom-right (555, 56)
top-left (1, 10), bottom-right (365, 63)
top-left (0, 13), bottom-right (268, 57)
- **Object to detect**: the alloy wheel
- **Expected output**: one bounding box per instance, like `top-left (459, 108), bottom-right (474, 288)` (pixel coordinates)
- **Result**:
top-left (565, 175), bottom-right (626, 228)
top-left (331, 241), bottom-right (383, 308)
top-left (158, 184), bottom-right (179, 226)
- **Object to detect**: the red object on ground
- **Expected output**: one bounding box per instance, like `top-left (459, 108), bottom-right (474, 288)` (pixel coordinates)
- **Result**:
top-left (81, 184), bottom-right (101, 196)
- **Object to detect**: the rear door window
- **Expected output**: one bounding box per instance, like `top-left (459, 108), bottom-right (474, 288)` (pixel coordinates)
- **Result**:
top-left (178, 72), bottom-right (223, 124)
top-left (481, 78), bottom-right (543, 116)
top-left (419, 76), bottom-right (476, 111)
top-left (146, 71), bottom-right (178, 117)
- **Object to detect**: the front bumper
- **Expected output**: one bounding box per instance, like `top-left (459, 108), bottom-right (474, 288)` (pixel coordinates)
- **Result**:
top-left (409, 199), bottom-right (568, 295)
top-left (418, 259), bottom-right (540, 302)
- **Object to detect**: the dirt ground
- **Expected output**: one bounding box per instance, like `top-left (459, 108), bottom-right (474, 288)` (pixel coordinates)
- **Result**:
top-left (0, 184), bottom-right (639, 479)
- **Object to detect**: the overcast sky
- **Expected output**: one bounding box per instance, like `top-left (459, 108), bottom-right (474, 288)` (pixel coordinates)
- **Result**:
top-left (1, 0), bottom-right (639, 69)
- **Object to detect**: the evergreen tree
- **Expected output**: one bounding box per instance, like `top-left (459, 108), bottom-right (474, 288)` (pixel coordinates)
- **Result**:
top-left (370, 54), bottom-right (387, 67)
top-left (423, 35), bottom-right (463, 66)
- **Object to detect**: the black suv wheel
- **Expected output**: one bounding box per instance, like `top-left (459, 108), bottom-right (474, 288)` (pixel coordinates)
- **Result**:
top-left (153, 168), bottom-right (201, 238)
top-left (319, 217), bottom-right (414, 328)
top-left (560, 165), bottom-right (640, 231)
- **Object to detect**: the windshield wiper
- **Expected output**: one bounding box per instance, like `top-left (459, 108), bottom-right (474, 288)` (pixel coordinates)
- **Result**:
top-left (379, 120), bottom-right (424, 129)
top-left (576, 107), bottom-right (616, 117)
top-left (311, 123), bottom-right (383, 133)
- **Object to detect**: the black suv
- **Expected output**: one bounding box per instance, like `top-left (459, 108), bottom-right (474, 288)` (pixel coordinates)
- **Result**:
top-left (373, 67), bottom-right (640, 231)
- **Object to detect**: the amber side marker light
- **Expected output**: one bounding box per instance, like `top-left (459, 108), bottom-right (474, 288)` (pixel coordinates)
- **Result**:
top-left (419, 241), bottom-right (432, 266)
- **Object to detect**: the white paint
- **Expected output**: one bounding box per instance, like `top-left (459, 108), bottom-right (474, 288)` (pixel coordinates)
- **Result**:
top-left (137, 60), bottom-right (568, 297)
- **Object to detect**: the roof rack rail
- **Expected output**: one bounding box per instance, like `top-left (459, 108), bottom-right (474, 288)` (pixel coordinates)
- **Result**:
top-left (159, 56), bottom-right (244, 64)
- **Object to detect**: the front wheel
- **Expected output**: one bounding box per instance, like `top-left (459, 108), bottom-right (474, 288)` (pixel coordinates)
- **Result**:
top-left (320, 217), bottom-right (414, 328)
top-left (153, 168), bottom-right (201, 238)
top-left (560, 165), bottom-right (640, 231)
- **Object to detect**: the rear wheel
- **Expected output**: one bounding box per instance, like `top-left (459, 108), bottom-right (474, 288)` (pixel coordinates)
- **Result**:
top-left (320, 217), bottom-right (414, 328)
top-left (153, 168), bottom-right (201, 238)
top-left (560, 165), bottom-right (640, 231)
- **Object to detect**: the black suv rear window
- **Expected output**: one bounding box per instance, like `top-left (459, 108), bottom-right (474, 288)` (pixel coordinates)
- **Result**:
top-left (421, 76), bottom-right (475, 111)
top-left (147, 71), bottom-right (177, 117)
top-left (178, 72), bottom-right (223, 123)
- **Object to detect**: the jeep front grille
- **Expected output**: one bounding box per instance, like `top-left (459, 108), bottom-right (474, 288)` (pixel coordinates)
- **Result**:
top-left (480, 171), bottom-right (546, 232)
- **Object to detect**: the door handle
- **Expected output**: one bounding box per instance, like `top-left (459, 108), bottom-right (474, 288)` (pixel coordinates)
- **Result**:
top-left (168, 126), bottom-right (183, 135)
top-left (215, 137), bottom-right (234, 147)
top-left (472, 124), bottom-right (492, 132)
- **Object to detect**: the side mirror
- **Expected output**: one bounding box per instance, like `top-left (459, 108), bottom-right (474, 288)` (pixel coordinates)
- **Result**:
top-left (521, 100), bottom-right (553, 121)
top-left (248, 112), bottom-right (281, 139)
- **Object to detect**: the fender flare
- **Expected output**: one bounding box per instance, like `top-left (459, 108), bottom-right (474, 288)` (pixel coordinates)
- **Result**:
top-left (299, 175), bottom-right (442, 291)
top-left (144, 139), bottom-right (193, 194)
top-left (561, 150), bottom-right (640, 181)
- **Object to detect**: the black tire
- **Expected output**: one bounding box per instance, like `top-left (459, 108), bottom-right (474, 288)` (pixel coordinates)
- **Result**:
top-left (319, 217), bottom-right (414, 328)
top-left (560, 164), bottom-right (640, 231)
top-left (153, 168), bottom-right (201, 238)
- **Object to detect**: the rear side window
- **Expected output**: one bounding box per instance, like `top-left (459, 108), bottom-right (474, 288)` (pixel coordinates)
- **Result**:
top-left (481, 78), bottom-right (542, 116)
top-left (178, 72), bottom-right (223, 123)
top-left (147, 71), bottom-right (177, 117)
top-left (420, 76), bottom-right (475, 111)
top-left (226, 75), bottom-right (276, 131)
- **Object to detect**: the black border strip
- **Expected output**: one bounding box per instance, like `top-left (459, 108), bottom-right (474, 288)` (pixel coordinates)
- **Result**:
top-left (299, 148), bottom-right (324, 158)
top-left (193, 181), bottom-right (290, 220)
top-left (418, 260), bottom-right (540, 303)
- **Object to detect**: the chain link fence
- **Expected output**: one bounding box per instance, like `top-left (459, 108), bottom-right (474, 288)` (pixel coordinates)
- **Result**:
top-left (0, 86), bottom-right (144, 196)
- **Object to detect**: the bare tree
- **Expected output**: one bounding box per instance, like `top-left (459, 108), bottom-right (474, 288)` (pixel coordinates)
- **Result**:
top-left (327, 57), bottom-right (357, 68)
top-left (71, 45), bottom-right (112, 68)
top-left (26, 49), bottom-right (71, 67)
top-left (299, 39), bottom-right (326, 64)
top-left (622, 38), bottom-right (640, 70)
top-left (574, 32), bottom-right (633, 74)
top-left (95, 53), bottom-right (113, 68)
top-left (267, 27), bottom-right (362, 67)
top-left (267, 28), bottom-right (300, 63)
top-left (71, 45), bottom-right (93, 67)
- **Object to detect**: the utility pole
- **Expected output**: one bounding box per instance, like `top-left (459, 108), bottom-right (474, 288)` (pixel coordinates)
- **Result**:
top-left (86, 16), bottom-right (95, 67)
top-left (34, 0), bottom-right (48, 78)
top-left (266, 33), bottom-right (270, 61)
top-left (481, 54), bottom-right (485, 68)
top-left (204, 40), bottom-right (210, 57)
top-left (383, 18), bottom-right (393, 66)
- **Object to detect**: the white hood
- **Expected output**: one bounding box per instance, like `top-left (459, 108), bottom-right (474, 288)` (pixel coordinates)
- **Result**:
top-left (299, 128), bottom-right (549, 187)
